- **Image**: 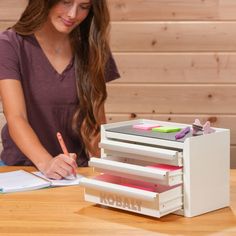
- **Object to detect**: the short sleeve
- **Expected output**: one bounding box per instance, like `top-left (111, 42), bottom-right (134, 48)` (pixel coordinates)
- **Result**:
top-left (105, 50), bottom-right (120, 83)
top-left (0, 32), bottom-right (20, 81)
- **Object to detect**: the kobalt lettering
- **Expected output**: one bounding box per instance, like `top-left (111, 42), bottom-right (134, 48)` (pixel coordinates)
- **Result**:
top-left (100, 192), bottom-right (142, 211)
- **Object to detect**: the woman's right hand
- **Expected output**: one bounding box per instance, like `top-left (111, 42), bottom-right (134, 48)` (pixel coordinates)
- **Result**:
top-left (40, 153), bottom-right (77, 179)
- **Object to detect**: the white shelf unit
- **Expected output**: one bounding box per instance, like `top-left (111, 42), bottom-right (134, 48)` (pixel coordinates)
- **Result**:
top-left (80, 119), bottom-right (230, 218)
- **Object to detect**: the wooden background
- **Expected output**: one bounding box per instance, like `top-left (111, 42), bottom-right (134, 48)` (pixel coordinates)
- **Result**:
top-left (0, 0), bottom-right (236, 167)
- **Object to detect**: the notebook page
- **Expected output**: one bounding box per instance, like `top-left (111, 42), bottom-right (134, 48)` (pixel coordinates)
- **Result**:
top-left (0, 170), bottom-right (50, 193)
top-left (33, 171), bottom-right (84, 186)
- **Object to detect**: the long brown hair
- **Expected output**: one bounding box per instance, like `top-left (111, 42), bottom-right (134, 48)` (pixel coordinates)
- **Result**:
top-left (12, 0), bottom-right (110, 155)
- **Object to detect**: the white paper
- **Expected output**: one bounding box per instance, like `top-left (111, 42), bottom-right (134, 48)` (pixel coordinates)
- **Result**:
top-left (33, 171), bottom-right (84, 186)
top-left (0, 170), bottom-right (50, 193)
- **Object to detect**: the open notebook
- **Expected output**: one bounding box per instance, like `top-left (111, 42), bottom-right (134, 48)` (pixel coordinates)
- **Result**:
top-left (0, 170), bottom-right (84, 193)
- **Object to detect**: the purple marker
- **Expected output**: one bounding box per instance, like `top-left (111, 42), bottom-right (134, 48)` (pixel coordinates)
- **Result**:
top-left (175, 127), bottom-right (191, 140)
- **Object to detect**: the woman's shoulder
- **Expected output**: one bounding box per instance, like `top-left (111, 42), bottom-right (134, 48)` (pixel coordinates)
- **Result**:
top-left (0, 29), bottom-right (34, 55)
top-left (0, 29), bottom-right (19, 41)
top-left (0, 29), bottom-right (37, 51)
top-left (0, 29), bottom-right (23, 49)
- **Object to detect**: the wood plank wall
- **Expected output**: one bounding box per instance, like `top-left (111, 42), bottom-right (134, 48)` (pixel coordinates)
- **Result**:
top-left (0, 0), bottom-right (236, 167)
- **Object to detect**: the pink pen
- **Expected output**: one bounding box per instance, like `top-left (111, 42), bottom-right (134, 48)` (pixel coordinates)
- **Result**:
top-left (57, 132), bottom-right (77, 179)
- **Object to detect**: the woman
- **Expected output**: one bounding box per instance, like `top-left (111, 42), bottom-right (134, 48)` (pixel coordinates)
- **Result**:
top-left (0, 0), bottom-right (120, 179)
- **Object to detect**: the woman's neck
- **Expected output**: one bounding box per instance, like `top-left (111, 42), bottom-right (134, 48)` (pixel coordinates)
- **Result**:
top-left (34, 21), bottom-right (71, 55)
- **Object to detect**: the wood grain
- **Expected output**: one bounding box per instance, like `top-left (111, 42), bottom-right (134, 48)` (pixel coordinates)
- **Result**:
top-left (109, 0), bottom-right (236, 21)
top-left (2, 22), bottom-right (236, 52)
top-left (113, 53), bottom-right (236, 84)
top-left (0, 166), bottom-right (235, 236)
top-left (0, 0), bottom-right (26, 21)
top-left (2, 0), bottom-right (236, 21)
top-left (106, 84), bottom-right (236, 113)
top-left (110, 22), bottom-right (236, 52)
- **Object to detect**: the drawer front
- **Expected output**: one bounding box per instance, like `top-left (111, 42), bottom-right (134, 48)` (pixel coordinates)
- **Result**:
top-left (100, 139), bottom-right (183, 166)
top-left (103, 150), bottom-right (183, 167)
top-left (80, 175), bottom-right (183, 218)
top-left (89, 158), bottom-right (183, 186)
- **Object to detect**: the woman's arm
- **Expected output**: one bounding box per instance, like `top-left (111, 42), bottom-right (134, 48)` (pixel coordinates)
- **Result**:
top-left (0, 79), bottom-right (77, 179)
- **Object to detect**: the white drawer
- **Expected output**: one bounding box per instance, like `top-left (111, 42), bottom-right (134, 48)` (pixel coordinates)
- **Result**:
top-left (100, 139), bottom-right (183, 166)
top-left (80, 174), bottom-right (183, 218)
top-left (89, 158), bottom-right (183, 186)
top-left (103, 150), bottom-right (183, 166)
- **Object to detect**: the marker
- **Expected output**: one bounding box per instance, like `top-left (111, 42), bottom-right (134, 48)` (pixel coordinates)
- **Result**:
top-left (152, 126), bottom-right (181, 133)
top-left (57, 132), bottom-right (77, 179)
top-left (175, 127), bottom-right (191, 140)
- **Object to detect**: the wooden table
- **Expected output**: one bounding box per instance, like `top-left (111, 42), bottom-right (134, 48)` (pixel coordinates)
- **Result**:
top-left (0, 166), bottom-right (236, 236)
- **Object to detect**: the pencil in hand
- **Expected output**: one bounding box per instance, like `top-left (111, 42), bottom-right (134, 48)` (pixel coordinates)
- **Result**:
top-left (56, 132), bottom-right (77, 179)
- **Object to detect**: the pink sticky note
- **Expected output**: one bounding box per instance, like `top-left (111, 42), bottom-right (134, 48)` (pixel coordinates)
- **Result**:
top-left (133, 124), bottom-right (161, 130)
top-left (147, 164), bottom-right (182, 171)
top-left (121, 182), bottom-right (156, 192)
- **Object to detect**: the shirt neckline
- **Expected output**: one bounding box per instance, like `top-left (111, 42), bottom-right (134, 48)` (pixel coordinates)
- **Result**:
top-left (30, 34), bottom-right (74, 77)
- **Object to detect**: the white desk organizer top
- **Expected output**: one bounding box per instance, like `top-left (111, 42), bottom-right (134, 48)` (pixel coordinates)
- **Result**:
top-left (80, 119), bottom-right (230, 218)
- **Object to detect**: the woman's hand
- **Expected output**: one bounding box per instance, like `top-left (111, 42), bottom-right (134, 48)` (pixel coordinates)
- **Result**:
top-left (39, 153), bottom-right (77, 179)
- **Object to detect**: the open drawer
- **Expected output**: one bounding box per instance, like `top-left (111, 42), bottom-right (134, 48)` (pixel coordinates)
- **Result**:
top-left (89, 158), bottom-right (183, 186)
top-left (80, 174), bottom-right (183, 218)
top-left (99, 139), bottom-right (183, 166)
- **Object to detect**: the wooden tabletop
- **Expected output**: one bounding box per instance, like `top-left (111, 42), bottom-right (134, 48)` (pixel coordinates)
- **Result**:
top-left (0, 166), bottom-right (236, 236)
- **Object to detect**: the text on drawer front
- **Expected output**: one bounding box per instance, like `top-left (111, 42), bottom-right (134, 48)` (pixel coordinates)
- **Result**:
top-left (100, 192), bottom-right (142, 212)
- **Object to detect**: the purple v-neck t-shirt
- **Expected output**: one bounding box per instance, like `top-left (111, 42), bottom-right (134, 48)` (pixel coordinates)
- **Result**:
top-left (0, 29), bottom-right (120, 166)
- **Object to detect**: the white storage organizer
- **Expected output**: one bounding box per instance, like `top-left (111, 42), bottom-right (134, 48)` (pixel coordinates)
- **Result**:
top-left (80, 119), bottom-right (230, 218)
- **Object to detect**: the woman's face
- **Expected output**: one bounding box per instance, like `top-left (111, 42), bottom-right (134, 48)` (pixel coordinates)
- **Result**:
top-left (48, 0), bottom-right (92, 34)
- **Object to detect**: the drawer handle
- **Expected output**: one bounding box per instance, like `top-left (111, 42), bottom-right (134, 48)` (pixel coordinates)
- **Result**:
top-left (89, 158), bottom-right (166, 180)
top-left (100, 140), bottom-right (178, 160)
top-left (80, 178), bottom-right (157, 201)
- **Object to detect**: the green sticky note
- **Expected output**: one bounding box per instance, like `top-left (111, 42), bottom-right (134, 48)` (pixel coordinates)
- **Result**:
top-left (152, 126), bottom-right (181, 133)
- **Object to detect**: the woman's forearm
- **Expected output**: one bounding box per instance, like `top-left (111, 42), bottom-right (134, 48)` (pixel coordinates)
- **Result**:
top-left (7, 115), bottom-right (52, 170)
